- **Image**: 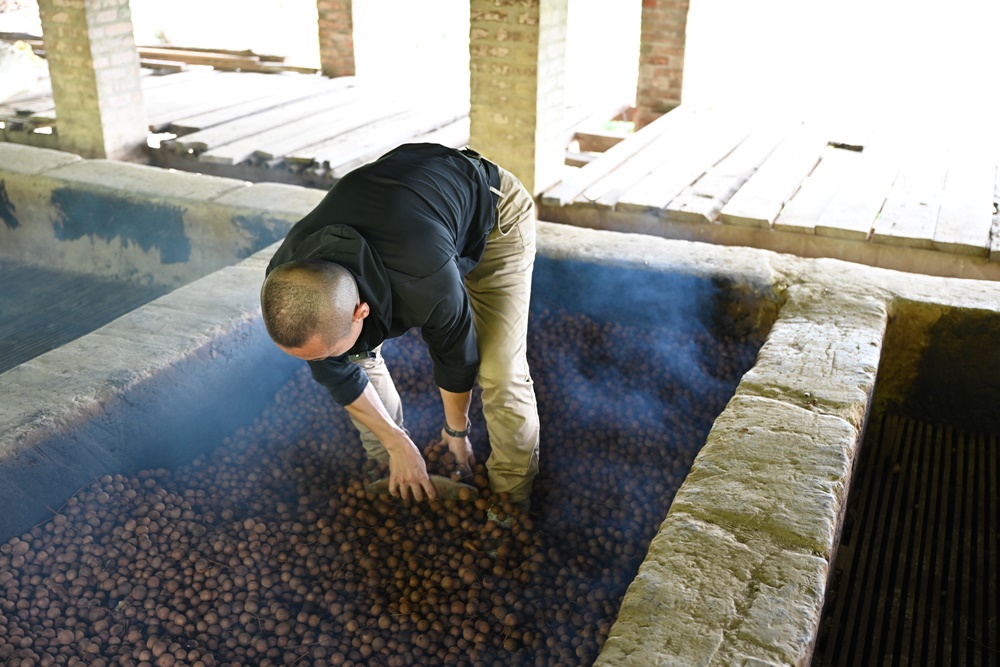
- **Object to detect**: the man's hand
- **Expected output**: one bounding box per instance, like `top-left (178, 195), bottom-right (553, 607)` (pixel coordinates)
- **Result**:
top-left (385, 431), bottom-right (437, 501)
top-left (441, 429), bottom-right (476, 478)
top-left (439, 388), bottom-right (474, 477)
top-left (344, 385), bottom-right (436, 502)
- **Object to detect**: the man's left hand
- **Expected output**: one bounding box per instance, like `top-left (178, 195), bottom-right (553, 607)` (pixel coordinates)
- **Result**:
top-left (441, 429), bottom-right (475, 477)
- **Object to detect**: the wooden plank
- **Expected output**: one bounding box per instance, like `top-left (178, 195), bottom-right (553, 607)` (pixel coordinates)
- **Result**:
top-left (136, 46), bottom-right (267, 68)
top-left (140, 67), bottom-right (219, 91)
top-left (580, 111), bottom-right (706, 209)
top-left (405, 115), bottom-right (470, 150)
top-left (197, 88), bottom-right (371, 165)
top-left (574, 130), bottom-right (626, 153)
top-left (668, 122), bottom-right (788, 225)
top-left (932, 151), bottom-right (995, 257)
top-left (539, 105), bottom-right (694, 207)
top-left (773, 147), bottom-right (860, 234)
top-left (871, 149), bottom-right (948, 249)
top-left (138, 47), bottom-right (318, 73)
top-left (718, 123), bottom-right (827, 229)
top-left (565, 151), bottom-right (598, 168)
top-left (167, 75), bottom-right (334, 134)
top-left (814, 145), bottom-right (900, 241)
top-left (253, 97), bottom-right (408, 161)
top-left (166, 81), bottom-right (359, 156)
top-left (140, 59), bottom-right (188, 73)
top-left (326, 106), bottom-right (470, 179)
top-left (559, 101), bottom-right (631, 149)
top-left (614, 115), bottom-right (750, 215)
top-left (286, 107), bottom-right (425, 168)
top-left (139, 44), bottom-right (286, 63)
top-left (143, 71), bottom-right (256, 130)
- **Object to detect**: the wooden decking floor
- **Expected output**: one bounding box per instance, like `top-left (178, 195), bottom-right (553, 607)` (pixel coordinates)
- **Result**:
top-left (1, 67), bottom-right (624, 191)
top-left (1, 68), bottom-right (474, 189)
top-left (540, 107), bottom-right (1000, 281)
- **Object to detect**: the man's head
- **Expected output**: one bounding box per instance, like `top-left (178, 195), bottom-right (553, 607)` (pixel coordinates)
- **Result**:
top-left (260, 260), bottom-right (370, 361)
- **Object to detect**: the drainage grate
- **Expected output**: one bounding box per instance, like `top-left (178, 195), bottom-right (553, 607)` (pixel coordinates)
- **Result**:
top-left (812, 413), bottom-right (998, 667)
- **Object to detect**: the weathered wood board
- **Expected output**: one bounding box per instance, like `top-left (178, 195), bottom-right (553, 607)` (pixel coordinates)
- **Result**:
top-left (539, 106), bottom-right (694, 208)
top-left (813, 145), bottom-right (899, 241)
top-left (932, 150), bottom-right (995, 257)
top-left (719, 123), bottom-right (827, 229)
top-left (871, 151), bottom-right (948, 249)
top-left (666, 122), bottom-right (788, 225)
top-left (614, 115), bottom-right (750, 216)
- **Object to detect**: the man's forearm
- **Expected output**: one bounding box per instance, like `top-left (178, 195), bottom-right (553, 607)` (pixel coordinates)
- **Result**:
top-left (345, 383), bottom-right (409, 453)
top-left (439, 388), bottom-right (472, 433)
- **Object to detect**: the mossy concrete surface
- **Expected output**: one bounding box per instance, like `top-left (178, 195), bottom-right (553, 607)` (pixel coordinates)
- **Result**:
top-left (0, 143), bottom-right (323, 287)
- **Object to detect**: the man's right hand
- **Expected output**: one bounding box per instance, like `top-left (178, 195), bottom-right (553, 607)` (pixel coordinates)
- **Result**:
top-left (384, 432), bottom-right (437, 502)
top-left (345, 384), bottom-right (437, 502)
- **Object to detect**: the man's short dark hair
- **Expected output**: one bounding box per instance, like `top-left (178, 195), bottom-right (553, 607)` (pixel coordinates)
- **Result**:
top-left (260, 260), bottom-right (358, 349)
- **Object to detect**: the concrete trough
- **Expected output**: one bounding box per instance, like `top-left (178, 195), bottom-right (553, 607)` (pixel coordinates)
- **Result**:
top-left (0, 143), bottom-right (324, 371)
top-left (2, 146), bottom-right (1000, 665)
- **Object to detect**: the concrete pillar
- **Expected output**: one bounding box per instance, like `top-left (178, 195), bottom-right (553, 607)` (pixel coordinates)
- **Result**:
top-left (469, 0), bottom-right (567, 196)
top-left (36, 0), bottom-right (147, 161)
top-left (634, 0), bottom-right (689, 129)
top-left (316, 0), bottom-right (355, 78)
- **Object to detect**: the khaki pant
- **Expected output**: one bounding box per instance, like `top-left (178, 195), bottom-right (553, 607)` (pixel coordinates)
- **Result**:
top-left (349, 166), bottom-right (540, 503)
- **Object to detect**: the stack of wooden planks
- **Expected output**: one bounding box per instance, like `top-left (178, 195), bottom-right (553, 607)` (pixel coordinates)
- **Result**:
top-left (0, 33), bottom-right (318, 74)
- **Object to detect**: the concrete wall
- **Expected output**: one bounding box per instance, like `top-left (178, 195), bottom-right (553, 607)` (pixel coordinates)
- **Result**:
top-left (0, 142), bottom-right (324, 287)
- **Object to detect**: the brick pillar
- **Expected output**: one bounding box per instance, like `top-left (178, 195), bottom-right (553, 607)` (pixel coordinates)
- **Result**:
top-left (317, 0), bottom-right (355, 77)
top-left (469, 0), bottom-right (567, 196)
top-left (37, 0), bottom-right (147, 161)
top-left (634, 0), bottom-right (689, 129)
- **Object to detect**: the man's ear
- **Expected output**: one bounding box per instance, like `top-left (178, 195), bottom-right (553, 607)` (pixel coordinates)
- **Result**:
top-left (354, 302), bottom-right (370, 321)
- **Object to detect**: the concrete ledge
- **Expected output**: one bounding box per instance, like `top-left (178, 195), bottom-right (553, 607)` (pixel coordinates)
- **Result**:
top-left (596, 514), bottom-right (827, 667)
top-left (735, 285), bottom-right (886, 430)
top-left (0, 143), bottom-right (306, 287)
top-left (673, 395), bottom-right (858, 557)
top-left (0, 142), bottom-right (83, 175)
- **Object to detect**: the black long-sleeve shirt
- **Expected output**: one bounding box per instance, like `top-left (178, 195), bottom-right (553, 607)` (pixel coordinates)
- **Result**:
top-left (265, 143), bottom-right (500, 405)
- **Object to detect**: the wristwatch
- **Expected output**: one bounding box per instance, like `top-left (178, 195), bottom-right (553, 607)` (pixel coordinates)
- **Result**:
top-left (443, 420), bottom-right (470, 438)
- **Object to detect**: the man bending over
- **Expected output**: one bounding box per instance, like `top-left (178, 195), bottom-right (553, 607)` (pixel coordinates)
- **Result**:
top-left (260, 143), bottom-right (539, 506)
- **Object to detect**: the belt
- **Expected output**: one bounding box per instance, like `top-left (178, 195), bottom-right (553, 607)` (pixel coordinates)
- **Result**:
top-left (459, 147), bottom-right (503, 211)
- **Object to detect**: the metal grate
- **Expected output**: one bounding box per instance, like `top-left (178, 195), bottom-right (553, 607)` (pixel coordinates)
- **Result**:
top-left (0, 261), bottom-right (167, 375)
top-left (813, 413), bottom-right (999, 666)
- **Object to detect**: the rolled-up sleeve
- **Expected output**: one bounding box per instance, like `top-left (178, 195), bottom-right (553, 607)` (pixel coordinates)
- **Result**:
top-left (307, 356), bottom-right (370, 405)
